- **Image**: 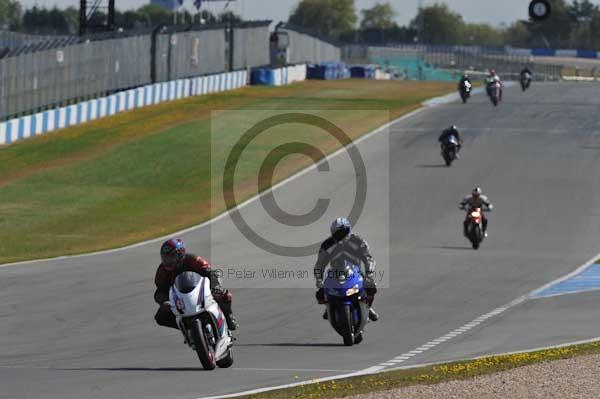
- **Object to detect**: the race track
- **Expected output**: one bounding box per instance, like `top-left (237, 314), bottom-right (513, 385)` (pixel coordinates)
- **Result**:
top-left (3, 82), bottom-right (600, 399)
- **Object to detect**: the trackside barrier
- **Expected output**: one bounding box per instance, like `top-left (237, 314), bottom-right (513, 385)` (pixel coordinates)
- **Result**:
top-left (286, 64), bottom-right (307, 84)
top-left (0, 70), bottom-right (250, 145)
top-left (250, 64), bottom-right (307, 86)
top-left (563, 76), bottom-right (599, 81)
top-left (0, 64), bottom-right (315, 145)
top-left (307, 62), bottom-right (350, 80)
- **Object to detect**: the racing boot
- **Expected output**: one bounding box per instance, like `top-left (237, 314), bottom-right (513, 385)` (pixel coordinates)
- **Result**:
top-left (368, 307), bottom-right (379, 322)
top-left (216, 293), bottom-right (238, 331)
top-left (221, 302), bottom-right (238, 331)
top-left (225, 313), bottom-right (238, 331)
top-left (366, 293), bottom-right (379, 321)
top-left (323, 310), bottom-right (328, 320)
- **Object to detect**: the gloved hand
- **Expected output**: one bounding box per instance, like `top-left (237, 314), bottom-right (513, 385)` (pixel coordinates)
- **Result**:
top-left (315, 288), bottom-right (326, 304)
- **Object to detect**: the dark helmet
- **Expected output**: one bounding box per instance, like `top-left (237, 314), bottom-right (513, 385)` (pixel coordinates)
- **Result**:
top-left (330, 217), bottom-right (352, 241)
top-left (160, 238), bottom-right (186, 269)
top-left (449, 125), bottom-right (459, 134)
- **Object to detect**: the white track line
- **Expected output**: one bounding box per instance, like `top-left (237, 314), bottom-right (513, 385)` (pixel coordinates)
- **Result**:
top-left (370, 251), bottom-right (600, 369)
top-left (198, 335), bottom-right (600, 399)
top-left (198, 251), bottom-right (600, 399)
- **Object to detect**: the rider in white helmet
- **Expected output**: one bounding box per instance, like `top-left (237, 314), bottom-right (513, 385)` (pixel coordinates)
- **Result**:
top-left (460, 187), bottom-right (494, 237)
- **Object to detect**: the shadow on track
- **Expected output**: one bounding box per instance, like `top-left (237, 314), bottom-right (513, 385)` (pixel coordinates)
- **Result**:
top-left (431, 246), bottom-right (473, 250)
top-left (237, 343), bottom-right (343, 348)
top-left (415, 164), bottom-right (447, 168)
top-left (57, 367), bottom-right (204, 372)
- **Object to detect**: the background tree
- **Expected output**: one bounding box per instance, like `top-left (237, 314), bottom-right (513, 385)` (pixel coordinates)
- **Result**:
top-left (289, 0), bottom-right (357, 38)
top-left (0, 0), bottom-right (22, 30)
top-left (360, 2), bottom-right (397, 30)
top-left (410, 3), bottom-right (464, 45)
top-left (461, 23), bottom-right (504, 47)
top-left (22, 7), bottom-right (72, 34)
top-left (504, 20), bottom-right (531, 47)
top-left (136, 4), bottom-right (174, 27)
top-left (526, 0), bottom-right (574, 47)
top-left (218, 11), bottom-right (242, 23)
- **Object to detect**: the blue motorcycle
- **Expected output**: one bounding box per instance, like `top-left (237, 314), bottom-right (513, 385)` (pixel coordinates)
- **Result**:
top-left (324, 262), bottom-right (369, 346)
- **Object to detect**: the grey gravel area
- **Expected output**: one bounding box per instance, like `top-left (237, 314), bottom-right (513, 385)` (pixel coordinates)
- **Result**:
top-left (351, 354), bottom-right (600, 399)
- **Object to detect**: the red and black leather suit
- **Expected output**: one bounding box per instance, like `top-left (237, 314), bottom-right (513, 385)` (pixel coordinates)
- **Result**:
top-left (153, 254), bottom-right (236, 330)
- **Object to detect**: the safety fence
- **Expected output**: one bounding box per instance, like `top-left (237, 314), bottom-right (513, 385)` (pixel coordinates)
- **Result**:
top-left (346, 45), bottom-right (563, 81)
top-left (0, 21), bottom-right (272, 121)
top-left (0, 30), bottom-right (70, 53)
top-left (0, 64), bottom-right (310, 145)
top-left (272, 23), bottom-right (341, 66)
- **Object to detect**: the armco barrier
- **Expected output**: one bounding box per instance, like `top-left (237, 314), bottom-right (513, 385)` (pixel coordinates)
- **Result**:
top-left (577, 49), bottom-right (598, 59)
top-left (0, 70), bottom-right (248, 145)
top-left (556, 49), bottom-right (578, 58)
top-left (532, 48), bottom-right (556, 56)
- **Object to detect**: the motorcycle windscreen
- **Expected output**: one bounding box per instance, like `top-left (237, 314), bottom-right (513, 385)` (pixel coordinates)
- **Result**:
top-left (174, 271), bottom-right (202, 294)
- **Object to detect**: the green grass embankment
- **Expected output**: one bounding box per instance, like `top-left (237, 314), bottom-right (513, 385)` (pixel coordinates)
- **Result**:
top-left (0, 80), bottom-right (454, 263)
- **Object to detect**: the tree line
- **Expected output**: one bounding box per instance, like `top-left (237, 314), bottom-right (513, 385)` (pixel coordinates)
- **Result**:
top-left (1, 0), bottom-right (599, 49)
top-left (0, 0), bottom-right (240, 35)
top-left (290, 0), bottom-right (600, 49)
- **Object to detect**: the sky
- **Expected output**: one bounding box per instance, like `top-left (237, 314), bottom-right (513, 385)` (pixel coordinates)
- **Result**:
top-left (20, 0), bottom-right (535, 27)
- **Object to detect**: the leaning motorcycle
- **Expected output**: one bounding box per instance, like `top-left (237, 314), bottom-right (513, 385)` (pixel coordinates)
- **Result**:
top-left (324, 262), bottom-right (369, 346)
top-left (463, 207), bottom-right (486, 250)
top-left (167, 271), bottom-right (233, 370)
top-left (459, 80), bottom-right (472, 103)
top-left (441, 136), bottom-right (460, 167)
top-left (520, 72), bottom-right (532, 91)
top-left (487, 80), bottom-right (501, 106)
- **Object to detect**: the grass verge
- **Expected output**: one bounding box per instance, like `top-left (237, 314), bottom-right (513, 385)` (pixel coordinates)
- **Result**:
top-left (239, 339), bottom-right (600, 399)
top-left (0, 79), bottom-right (454, 263)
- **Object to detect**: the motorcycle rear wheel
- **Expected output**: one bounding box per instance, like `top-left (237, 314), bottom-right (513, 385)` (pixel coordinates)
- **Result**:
top-left (191, 319), bottom-right (217, 370)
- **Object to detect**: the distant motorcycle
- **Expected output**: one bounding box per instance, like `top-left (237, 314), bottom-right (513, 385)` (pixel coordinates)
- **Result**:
top-left (459, 80), bottom-right (472, 103)
top-left (324, 262), bottom-right (369, 346)
top-left (487, 80), bottom-right (501, 106)
top-left (441, 136), bottom-right (460, 167)
top-left (520, 72), bottom-right (532, 91)
top-left (167, 271), bottom-right (234, 370)
top-left (463, 207), bottom-right (486, 249)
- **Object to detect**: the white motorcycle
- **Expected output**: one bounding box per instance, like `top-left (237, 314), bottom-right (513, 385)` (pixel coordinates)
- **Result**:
top-left (167, 271), bottom-right (233, 370)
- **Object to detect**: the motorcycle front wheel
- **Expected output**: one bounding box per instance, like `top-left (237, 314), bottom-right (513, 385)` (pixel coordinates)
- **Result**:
top-left (191, 319), bottom-right (217, 370)
top-left (217, 347), bottom-right (234, 368)
top-left (341, 304), bottom-right (354, 346)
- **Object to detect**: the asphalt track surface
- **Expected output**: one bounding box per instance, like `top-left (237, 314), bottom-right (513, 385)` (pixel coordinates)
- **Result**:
top-left (3, 83), bottom-right (600, 399)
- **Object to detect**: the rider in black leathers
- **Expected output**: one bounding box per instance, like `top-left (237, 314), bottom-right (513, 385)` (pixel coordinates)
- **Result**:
top-left (438, 125), bottom-right (463, 158)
